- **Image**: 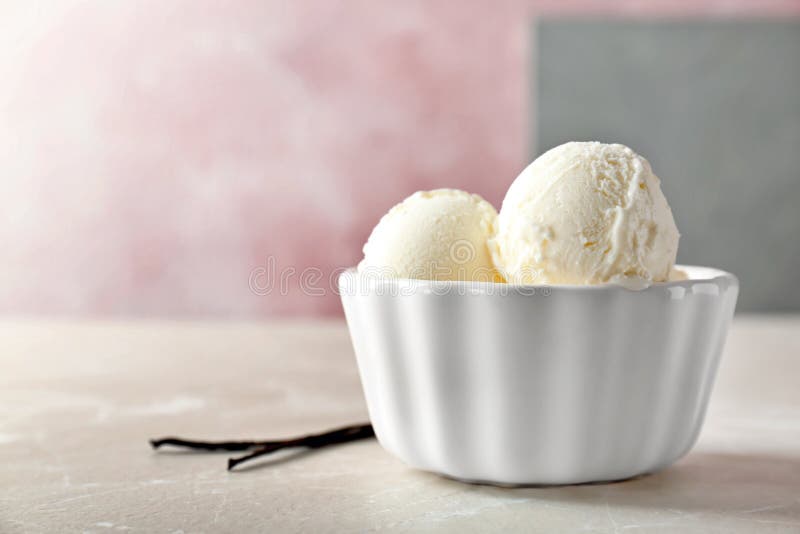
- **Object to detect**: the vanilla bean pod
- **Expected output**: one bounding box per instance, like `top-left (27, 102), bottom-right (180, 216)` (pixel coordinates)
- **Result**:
top-left (150, 423), bottom-right (374, 470)
top-left (149, 437), bottom-right (261, 451)
top-left (226, 423), bottom-right (375, 470)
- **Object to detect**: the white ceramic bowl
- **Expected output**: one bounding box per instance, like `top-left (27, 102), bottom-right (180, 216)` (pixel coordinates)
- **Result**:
top-left (339, 266), bottom-right (738, 486)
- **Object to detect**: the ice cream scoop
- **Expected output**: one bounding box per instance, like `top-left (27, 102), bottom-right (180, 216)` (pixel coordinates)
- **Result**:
top-left (358, 189), bottom-right (502, 282)
top-left (489, 142), bottom-right (679, 287)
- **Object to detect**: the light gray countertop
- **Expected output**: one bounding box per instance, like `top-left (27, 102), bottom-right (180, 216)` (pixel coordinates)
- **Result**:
top-left (1, 317), bottom-right (799, 533)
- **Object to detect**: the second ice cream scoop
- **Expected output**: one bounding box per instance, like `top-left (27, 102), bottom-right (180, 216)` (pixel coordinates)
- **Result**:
top-left (490, 141), bottom-right (680, 287)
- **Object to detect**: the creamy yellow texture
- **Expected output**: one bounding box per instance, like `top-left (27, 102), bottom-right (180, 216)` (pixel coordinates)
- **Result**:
top-left (489, 142), bottom-right (679, 286)
top-left (359, 189), bottom-right (503, 282)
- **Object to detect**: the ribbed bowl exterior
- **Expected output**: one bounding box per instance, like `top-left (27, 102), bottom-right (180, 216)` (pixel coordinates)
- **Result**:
top-left (340, 266), bottom-right (738, 485)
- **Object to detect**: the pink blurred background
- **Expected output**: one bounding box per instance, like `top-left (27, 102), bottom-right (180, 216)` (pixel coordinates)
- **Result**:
top-left (2, 0), bottom-right (798, 317)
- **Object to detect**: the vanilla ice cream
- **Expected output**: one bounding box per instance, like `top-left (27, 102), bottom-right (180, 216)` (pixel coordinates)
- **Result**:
top-left (359, 189), bottom-right (502, 282)
top-left (489, 142), bottom-right (679, 287)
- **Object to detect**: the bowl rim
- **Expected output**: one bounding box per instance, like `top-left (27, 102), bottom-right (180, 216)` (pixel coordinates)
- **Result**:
top-left (338, 265), bottom-right (738, 294)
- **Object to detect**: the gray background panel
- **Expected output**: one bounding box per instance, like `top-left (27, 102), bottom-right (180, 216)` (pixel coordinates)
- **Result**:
top-left (536, 19), bottom-right (800, 312)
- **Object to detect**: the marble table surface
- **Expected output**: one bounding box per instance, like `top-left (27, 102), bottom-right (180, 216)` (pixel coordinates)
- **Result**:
top-left (1, 317), bottom-right (798, 533)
